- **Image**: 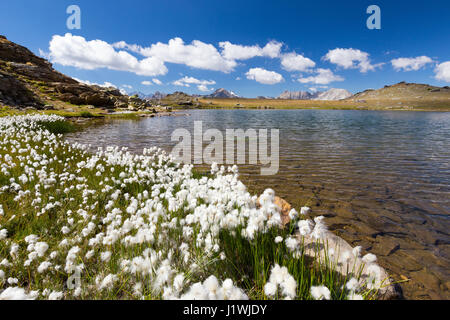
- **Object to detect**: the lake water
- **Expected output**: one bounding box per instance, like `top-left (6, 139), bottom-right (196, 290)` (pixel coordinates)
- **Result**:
top-left (66, 109), bottom-right (450, 299)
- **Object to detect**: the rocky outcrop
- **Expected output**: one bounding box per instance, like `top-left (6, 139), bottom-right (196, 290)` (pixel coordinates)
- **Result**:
top-left (163, 91), bottom-right (198, 107)
top-left (0, 71), bottom-right (41, 107)
top-left (0, 35), bottom-right (150, 110)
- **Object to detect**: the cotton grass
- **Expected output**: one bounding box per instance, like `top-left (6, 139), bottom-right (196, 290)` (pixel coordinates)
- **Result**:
top-left (0, 114), bottom-right (383, 300)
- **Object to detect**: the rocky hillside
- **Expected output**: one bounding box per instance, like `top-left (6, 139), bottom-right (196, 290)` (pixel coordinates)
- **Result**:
top-left (161, 91), bottom-right (200, 107)
top-left (0, 35), bottom-right (151, 111)
top-left (350, 82), bottom-right (450, 100)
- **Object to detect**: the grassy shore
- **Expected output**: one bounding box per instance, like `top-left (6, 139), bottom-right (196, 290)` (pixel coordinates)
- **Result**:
top-left (0, 105), bottom-right (162, 120)
top-left (198, 97), bottom-right (450, 111)
top-left (0, 114), bottom-right (388, 300)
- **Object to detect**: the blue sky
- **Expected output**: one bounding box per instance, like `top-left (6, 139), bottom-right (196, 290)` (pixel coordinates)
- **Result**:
top-left (1, 0), bottom-right (449, 97)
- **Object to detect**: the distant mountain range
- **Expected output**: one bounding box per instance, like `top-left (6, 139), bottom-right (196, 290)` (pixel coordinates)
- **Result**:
top-left (201, 88), bottom-right (352, 100)
top-left (131, 88), bottom-right (352, 101)
top-left (315, 88), bottom-right (353, 100)
top-left (277, 88), bottom-right (353, 101)
top-left (130, 91), bottom-right (167, 100)
top-left (278, 90), bottom-right (316, 100)
top-left (204, 88), bottom-right (240, 98)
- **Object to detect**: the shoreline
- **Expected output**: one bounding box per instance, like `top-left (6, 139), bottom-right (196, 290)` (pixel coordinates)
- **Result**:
top-left (194, 105), bottom-right (450, 112)
top-left (196, 97), bottom-right (450, 112)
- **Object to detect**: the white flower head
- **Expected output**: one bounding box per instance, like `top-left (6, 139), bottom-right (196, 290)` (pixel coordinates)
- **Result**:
top-left (300, 207), bottom-right (311, 215)
top-left (310, 285), bottom-right (331, 300)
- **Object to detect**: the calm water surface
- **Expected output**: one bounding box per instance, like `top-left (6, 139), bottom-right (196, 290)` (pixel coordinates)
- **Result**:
top-left (66, 110), bottom-right (450, 299)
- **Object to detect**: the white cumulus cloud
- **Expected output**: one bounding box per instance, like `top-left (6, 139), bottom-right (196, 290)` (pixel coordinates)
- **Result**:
top-left (324, 48), bottom-right (382, 73)
top-left (152, 78), bottom-right (163, 85)
top-left (281, 52), bottom-right (316, 72)
top-left (298, 68), bottom-right (344, 85)
top-left (246, 68), bottom-right (284, 85)
top-left (49, 33), bottom-right (168, 76)
top-left (141, 81), bottom-right (152, 86)
top-left (172, 76), bottom-right (216, 91)
top-left (125, 38), bottom-right (237, 73)
top-left (435, 61), bottom-right (450, 82)
top-left (73, 78), bottom-right (117, 88)
top-left (391, 56), bottom-right (433, 71)
top-left (219, 41), bottom-right (282, 60)
top-left (197, 84), bottom-right (214, 92)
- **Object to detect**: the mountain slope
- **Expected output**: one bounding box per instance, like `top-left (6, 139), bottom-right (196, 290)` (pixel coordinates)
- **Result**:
top-left (351, 82), bottom-right (450, 100)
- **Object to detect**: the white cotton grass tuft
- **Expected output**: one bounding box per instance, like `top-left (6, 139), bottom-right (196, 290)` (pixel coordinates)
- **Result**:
top-left (179, 276), bottom-right (248, 300)
top-left (264, 264), bottom-right (297, 299)
top-left (0, 287), bottom-right (39, 300)
top-left (285, 237), bottom-right (299, 252)
top-left (345, 277), bottom-right (360, 292)
top-left (310, 285), bottom-right (331, 300)
top-left (352, 246), bottom-right (362, 258)
top-left (264, 282), bottom-right (277, 297)
top-left (298, 219), bottom-right (314, 236)
top-left (34, 242), bottom-right (49, 257)
top-left (300, 206), bottom-right (311, 215)
top-left (348, 292), bottom-right (364, 300)
top-left (362, 253), bottom-right (377, 264)
top-left (101, 251), bottom-right (112, 262)
top-left (311, 216), bottom-right (328, 240)
top-left (0, 229), bottom-right (7, 240)
top-left (48, 291), bottom-right (64, 300)
top-left (98, 274), bottom-right (118, 291)
top-left (288, 208), bottom-right (298, 220)
top-left (37, 261), bottom-right (52, 273)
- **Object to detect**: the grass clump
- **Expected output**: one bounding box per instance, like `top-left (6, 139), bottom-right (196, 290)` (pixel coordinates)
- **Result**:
top-left (36, 119), bottom-right (76, 134)
top-left (79, 111), bottom-right (95, 118)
